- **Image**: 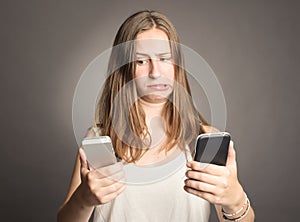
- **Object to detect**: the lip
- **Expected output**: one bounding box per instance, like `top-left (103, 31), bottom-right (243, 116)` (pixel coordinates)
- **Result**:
top-left (147, 84), bottom-right (170, 91)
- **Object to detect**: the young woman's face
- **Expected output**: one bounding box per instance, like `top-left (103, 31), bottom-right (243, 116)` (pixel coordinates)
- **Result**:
top-left (134, 28), bottom-right (175, 103)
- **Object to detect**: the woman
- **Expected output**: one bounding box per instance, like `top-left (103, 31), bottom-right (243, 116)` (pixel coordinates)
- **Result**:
top-left (58, 10), bottom-right (255, 222)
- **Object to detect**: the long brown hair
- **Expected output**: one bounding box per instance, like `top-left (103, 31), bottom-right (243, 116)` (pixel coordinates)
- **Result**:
top-left (95, 10), bottom-right (207, 163)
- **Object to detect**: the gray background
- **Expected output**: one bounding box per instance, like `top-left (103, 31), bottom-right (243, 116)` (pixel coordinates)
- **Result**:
top-left (1, 0), bottom-right (299, 221)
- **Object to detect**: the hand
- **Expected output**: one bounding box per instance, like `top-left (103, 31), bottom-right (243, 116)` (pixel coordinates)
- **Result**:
top-left (184, 141), bottom-right (245, 212)
top-left (77, 148), bottom-right (126, 207)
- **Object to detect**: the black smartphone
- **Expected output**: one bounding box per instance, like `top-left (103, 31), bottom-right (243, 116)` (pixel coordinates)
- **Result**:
top-left (194, 132), bottom-right (231, 166)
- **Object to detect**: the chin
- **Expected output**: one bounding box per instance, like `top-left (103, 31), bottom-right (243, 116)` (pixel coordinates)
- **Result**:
top-left (141, 94), bottom-right (172, 103)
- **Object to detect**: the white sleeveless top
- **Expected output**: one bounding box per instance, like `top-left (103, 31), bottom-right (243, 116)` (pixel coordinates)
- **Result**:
top-left (93, 148), bottom-right (210, 222)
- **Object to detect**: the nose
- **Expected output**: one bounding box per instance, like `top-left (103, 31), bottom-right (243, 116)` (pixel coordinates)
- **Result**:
top-left (149, 59), bottom-right (160, 79)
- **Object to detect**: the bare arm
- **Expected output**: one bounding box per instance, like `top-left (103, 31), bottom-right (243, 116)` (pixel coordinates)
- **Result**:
top-left (57, 151), bottom-right (94, 222)
top-left (57, 130), bottom-right (126, 222)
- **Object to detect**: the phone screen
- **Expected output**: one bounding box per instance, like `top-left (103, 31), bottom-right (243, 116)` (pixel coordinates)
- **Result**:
top-left (194, 133), bottom-right (231, 166)
top-left (82, 137), bottom-right (117, 169)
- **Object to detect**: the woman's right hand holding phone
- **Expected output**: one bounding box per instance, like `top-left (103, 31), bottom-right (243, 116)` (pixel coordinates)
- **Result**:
top-left (77, 148), bottom-right (126, 206)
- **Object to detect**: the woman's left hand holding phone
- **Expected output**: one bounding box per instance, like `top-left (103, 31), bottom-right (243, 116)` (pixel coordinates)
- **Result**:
top-left (184, 141), bottom-right (245, 212)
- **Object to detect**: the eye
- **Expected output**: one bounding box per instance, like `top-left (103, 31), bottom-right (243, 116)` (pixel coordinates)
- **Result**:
top-left (136, 58), bottom-right (149, 65)
top-left (160, 57), bottom-right (172, 63)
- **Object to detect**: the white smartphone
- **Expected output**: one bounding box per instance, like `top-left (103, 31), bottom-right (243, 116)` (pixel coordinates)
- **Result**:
top-left (81, 136), bottom-right (117, 169)
top-left (194, 132), bottom-right (231, 166)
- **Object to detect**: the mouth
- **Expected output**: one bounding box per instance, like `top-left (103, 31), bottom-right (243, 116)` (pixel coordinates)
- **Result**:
top-left (147, 84), bottom-right (170, 91)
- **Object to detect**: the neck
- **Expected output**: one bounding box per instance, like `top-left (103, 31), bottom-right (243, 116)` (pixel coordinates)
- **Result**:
top-left (139, 98), bottom-right (166, 118)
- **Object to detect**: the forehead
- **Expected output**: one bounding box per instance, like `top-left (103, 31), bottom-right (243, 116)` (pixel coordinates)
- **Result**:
top-left (135, 29), bottom-right (171, 55)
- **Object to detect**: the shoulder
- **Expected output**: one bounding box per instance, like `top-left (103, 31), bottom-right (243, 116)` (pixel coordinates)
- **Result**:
top-left (201, 125), bottom-right (220, 133)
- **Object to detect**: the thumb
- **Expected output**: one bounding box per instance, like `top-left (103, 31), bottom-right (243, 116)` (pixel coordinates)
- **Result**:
top-left (226, 141), bottom-right (236, 167)
top-left (79, 147), bottom-right (89, 170)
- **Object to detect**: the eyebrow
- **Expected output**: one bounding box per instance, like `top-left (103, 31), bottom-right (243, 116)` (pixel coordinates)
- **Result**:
top-left (135, 52), bottom-right (171, 57)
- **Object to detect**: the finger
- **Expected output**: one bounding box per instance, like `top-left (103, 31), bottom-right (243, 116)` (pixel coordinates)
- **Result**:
top-left (186, 161), bottom-right (226, 176)
top-left (184, 186), bottom-right (218, 204)
top-left (96, 161), bottom-right (124, 177)
top-left (102, 168), bottom-right (126, 183)
top-left (184, 179), bottom-right (217, 194)
top-left (91, 162), bottom-right (125, 182)
top-left (100, 182), bottom-right (126, 197)
top-left (185, 170), bottom-right (221, 186)
top-left (226, 141), bottom-right (236, 167)
top-left (79, 148), bottom-right (89, 171)
top-left (100, 184), bottom-right (126, 203)
top-left (92, 172), bottom-right (126, 187)
top-left (91, 176), bottom-right (126, 188)
top-left (88, 165), bottom-right (126, 182)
